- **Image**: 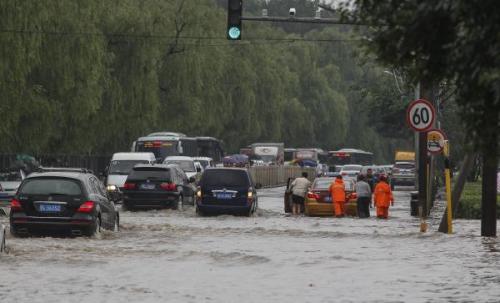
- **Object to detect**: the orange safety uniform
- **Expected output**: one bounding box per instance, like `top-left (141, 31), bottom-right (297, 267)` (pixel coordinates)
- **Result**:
top-left (329, 178), bottom-right (346, 217)
top-left (373, 180), bottom-right (394, 219)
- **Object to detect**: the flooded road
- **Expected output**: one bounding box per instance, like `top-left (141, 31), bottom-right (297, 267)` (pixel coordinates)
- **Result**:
top-left (1, 187), bottom-right (499, 303)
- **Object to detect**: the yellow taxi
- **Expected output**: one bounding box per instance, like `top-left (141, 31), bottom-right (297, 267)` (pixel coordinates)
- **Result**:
top-left (304, 177), bottom-right (357, 216)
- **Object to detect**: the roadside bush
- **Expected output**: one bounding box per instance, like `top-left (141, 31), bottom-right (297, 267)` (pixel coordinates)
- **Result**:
top-left (455, 181), bottom-right (500, 219)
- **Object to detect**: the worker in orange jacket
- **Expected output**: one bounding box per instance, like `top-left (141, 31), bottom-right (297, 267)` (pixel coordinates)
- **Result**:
top-left (329, 175), bottom-right (346, 217)
top-left (373, 175), bottom-right (394, 219)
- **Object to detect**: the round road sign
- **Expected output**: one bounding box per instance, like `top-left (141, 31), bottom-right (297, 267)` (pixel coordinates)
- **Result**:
top-left (427, 129), bottom-right (446, 154)
top-left (406, 99), bottom-right (436, 132)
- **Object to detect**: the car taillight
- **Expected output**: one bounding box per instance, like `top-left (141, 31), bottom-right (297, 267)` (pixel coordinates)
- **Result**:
top-left (160, 183), bottom-right (176, 191)
top-left (307, 192), bottom-right (320, 200)
top-left (341, 172), bottom-right (347, 176)
top-left (77, 201), bottom-right (95, 213)
top-left (349, 193), bottom-right (357, 200)
top-left (10, 198), bottom-right (23, 211)
top-left (124, 182), bottom-right (136, 190)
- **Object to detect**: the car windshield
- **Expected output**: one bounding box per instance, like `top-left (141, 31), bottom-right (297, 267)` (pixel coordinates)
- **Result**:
top-left (201, 170), bottom-right (250, 188)
top-left (128, 168), bottom-right (171, 181)
top-left (164, 160), bottom-right (196, 172)
top-left (109, 160), bottom-right (149, 175)
top-left (20, 178), bottom-right (82, 195)
top-left (313, 178), bottom-right (334, 189)
top-left (343, 165), bottom-right (362, 172)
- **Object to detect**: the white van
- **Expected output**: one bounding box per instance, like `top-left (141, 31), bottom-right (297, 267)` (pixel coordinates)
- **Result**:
top-left (106, 152), bottom-right (156, 201)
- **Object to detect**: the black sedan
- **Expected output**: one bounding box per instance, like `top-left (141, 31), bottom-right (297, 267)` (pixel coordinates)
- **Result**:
top-left (122, 164), bottom-right (196, 210)
top-left (10, 168), bottom-right (119, 237)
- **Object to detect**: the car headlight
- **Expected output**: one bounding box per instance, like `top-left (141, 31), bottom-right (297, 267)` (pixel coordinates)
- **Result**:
top-left (107, 185), bottom-right (117, 191)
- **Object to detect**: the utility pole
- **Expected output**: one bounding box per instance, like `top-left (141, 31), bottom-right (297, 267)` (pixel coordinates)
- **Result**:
top-left (418, 81), bottom-right (432, 225)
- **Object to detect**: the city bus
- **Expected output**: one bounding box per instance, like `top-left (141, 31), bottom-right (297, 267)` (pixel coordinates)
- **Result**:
top-left (327, 148), bottom-right (374, 167)
top-left (196, 137), bottom-right (224, 163)
top-left (133, 135), bottom-right (184, 162)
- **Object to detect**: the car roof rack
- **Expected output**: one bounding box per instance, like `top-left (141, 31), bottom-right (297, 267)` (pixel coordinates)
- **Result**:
top-left (37, 167), bottom-right (94, 174)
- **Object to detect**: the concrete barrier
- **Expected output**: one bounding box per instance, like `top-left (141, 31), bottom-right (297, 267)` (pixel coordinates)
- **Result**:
top-left (249, 166), bottom-right (316, 188)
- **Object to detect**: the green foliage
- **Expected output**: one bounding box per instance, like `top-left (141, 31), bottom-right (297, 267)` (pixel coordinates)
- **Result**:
top-left (455, 181), bottom-right (500, 219)
top-left (0, 0), bottom-right (407, 162)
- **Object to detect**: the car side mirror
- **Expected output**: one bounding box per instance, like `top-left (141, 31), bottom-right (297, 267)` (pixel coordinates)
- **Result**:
top-left (196, 167), bottom-right (202, 173)
top-left (255, 183), bottom-right (262, 189)
top-left (189, 176), bottom-right (196, 183)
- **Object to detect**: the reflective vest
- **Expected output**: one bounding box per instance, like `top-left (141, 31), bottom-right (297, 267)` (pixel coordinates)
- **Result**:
top-left (373, 181), bottom-right (393, 208)
top-left (329, 179), bottom-right (345, 203)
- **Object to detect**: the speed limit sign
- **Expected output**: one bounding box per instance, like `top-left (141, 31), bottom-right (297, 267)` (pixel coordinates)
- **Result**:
top-left (406, 99), bottom-right (436, 132)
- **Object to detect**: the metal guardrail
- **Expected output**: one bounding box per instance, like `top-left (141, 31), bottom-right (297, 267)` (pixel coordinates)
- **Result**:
top-left (248, 166), bottom-right (316, 188)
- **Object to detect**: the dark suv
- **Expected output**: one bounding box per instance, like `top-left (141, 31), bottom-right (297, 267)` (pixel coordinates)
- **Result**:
top-left (195, 168), bottom-right (259, 216)
top-left (10, 168), bottom-right (119, 237)
top-left (122, 164), bottom-right (196, 210)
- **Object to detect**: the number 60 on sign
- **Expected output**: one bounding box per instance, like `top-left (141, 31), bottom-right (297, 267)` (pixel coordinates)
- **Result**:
top-left (406, 99), bottom-right (436, 132)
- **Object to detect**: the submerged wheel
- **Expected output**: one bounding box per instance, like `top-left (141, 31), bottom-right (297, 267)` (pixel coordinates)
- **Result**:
top-left (86, 216), bottom-right (101, 237)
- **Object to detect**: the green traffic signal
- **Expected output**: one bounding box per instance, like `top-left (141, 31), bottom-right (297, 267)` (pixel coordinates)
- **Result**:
top-left (228, 26), bottom-right (241, 40)
top-left (227, 0), bottom-right (242, 40)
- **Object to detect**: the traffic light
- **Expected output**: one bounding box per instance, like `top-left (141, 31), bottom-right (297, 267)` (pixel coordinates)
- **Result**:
top-left (227, 0), bottom-right (242, 40)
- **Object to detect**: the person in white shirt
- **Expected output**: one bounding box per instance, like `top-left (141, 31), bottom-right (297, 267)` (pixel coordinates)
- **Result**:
top-left (289, 172), bottom-right (311, 215)
top-left (355, 174), bottom-right (372, 218)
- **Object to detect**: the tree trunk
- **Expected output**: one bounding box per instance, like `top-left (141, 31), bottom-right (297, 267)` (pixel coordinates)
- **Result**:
top-left (481, 137), bottom-right (498, 237)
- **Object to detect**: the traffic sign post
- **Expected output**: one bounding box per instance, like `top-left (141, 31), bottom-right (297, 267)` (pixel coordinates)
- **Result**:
top-left (407, 98), bottom-right (436, 233)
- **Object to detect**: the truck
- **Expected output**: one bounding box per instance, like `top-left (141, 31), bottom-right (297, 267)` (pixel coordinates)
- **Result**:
top-left (391, 150), bottom-right (416, 190)
top-left (250, 143), bottom-right (284, 166)
top-left (395, 150), bottom-right (415, 162)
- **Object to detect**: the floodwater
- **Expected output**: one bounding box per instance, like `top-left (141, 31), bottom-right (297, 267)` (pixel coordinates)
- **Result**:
top-left (1, 187), bottom-right (499, 303)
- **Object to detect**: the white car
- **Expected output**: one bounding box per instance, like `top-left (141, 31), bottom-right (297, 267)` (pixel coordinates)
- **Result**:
top-left (192, 157), bottom-right (214, 169)
top-left (163, 156), bottom-right (200, 179)
top-left (340, 164), bottom-right (363, 181)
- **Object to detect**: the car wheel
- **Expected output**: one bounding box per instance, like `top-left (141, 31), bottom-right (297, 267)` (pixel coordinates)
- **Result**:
top-left (86, 216), bottom-right (101, 238)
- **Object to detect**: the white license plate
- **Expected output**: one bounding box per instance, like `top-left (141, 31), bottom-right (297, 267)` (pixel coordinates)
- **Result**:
top-left (324, 196), bottom-right (332, 202)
